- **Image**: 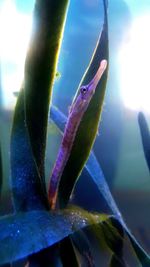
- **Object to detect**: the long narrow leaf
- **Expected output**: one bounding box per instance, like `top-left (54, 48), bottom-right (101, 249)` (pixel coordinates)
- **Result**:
top-left (11, 90), bottom-right (49, 211)
top-left (49, 105), bottom-right (150, 266)
top-left (125, 229), bottom-right (150, 267)
top-left (101, 217), bottom-right (126, 267)
top-left (24, 0), bottom-right (69, 180)
top-left (10, 0), bottom-right (69, 211)
top-left (86, 152), bottom-right (123, 223)
top-left (57, 0), bottom-right (109, 207)
top-left (0, 208), bottom-right (108, 265)
top-left (138, 112), bottom-right (150, 171)
top-left (106, 217), bottom-right (150, 267)
top-left (71, 230), bottom-right (96, 267)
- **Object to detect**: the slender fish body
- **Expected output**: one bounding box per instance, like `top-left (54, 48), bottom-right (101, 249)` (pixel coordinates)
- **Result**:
top-left (48, 59), bottom-right (107, 209)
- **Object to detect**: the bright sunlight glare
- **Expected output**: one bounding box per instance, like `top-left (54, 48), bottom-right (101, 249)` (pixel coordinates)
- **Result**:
top-left (0, 0), bottom-right (33, 109)
top-left (118, 14), bottom-right (150, 113)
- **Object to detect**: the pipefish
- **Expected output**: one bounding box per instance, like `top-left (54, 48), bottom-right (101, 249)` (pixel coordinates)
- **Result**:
top-left (48, 59), bottom-right (107, 209)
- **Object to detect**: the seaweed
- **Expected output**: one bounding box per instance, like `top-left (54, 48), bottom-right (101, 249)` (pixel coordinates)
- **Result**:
top-left (0, 0), bottom-right (150, 266)
top-left (138, 112), bottom-right (150, 172)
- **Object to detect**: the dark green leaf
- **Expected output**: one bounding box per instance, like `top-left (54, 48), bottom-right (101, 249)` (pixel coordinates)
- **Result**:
top-left (0, 207), bottom-right (108, 265)
top-left (11, 90), bottom-right (49, 211)
top-left (102, 217), bottom-right (124, 257)
top-left (57, 0), bottom-right (109, 208)
top-left (102, 217), bottom-right (127, 267)
top-left (108, 217), bottom-right (150, 267)
top-left (24, 0), bottom-right (69, 180)
top-left (109, 254), bottom-right (127, 267)
top-left (138, 112), bottom-right (150, 172)
top-left (71, 230), bottom-right (96, 267)
top-left (10, 0), bottom-right (69, 211)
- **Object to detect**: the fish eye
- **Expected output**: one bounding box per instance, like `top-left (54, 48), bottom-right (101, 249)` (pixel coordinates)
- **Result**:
top-left (80, 86), bottom-right (88, 94)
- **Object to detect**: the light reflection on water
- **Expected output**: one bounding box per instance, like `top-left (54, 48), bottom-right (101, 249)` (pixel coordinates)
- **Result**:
top-left (0, 0), bottom-right (33, 109)
top-left (119, 14), bottom-right (150, 113)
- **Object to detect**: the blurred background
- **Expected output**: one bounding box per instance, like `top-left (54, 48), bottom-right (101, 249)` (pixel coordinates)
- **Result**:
top-left (0, 0), bottom-right (150, 257)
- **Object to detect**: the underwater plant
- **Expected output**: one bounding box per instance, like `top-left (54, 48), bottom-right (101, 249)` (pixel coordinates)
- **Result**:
top-left (0, 0), bottom-right (150, 266)
top-left (138, 112), bottom-right (150, 173)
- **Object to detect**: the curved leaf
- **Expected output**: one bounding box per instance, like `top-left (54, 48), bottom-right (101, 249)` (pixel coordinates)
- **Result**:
top-left (0, 208), bottom-right (108, 265)
top-left (10, 0), bottom-right (69, 211)
top-left (138, 112), bottom-right (150, 171)
top-left (106, 217), bottom-right (150, 267)
top-left (125, 229), bottom-right (150, 267)
top-left (57, 0), bottom-right (109, 207)
top-left (11, 90), bottom-right (49, 211)
top-left (24, 0), bottom-right (69, 180)
top-left (101, 217), bottom-right (126, 267)
top-left (49, 106), bottom-right (150, 266)
top-left (86, 152), bottom-right (123, 223)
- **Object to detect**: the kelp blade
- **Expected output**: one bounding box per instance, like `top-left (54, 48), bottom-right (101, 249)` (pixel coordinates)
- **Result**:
top-left (0, 208), bottom-right (108, 265)
top-left (57, 0), bottom-right (109, 208)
